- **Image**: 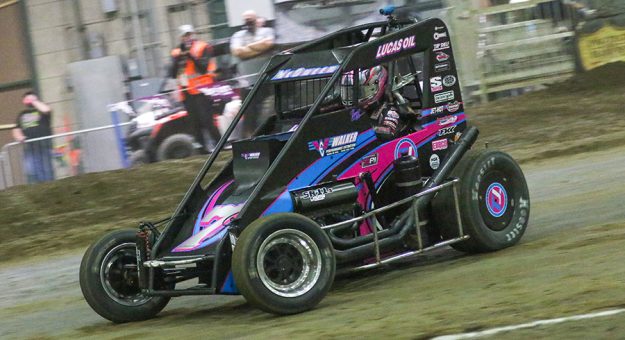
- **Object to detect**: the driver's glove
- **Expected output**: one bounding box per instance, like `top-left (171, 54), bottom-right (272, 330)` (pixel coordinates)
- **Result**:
top-left (374, 108), bottom-right (400, 141)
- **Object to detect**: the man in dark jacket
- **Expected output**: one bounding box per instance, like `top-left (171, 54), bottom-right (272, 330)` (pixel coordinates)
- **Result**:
top-left (12, 92), bottom-right (55, 183)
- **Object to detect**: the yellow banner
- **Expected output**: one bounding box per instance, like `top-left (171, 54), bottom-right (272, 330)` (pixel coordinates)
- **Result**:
top-left (578, 25), bottom-right (625, 70)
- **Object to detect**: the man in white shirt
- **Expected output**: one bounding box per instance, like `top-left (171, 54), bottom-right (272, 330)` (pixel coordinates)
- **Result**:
top-left (230, 10), bottom-right (275, 61)
top-left (230, 10), bottom-right (276, 137)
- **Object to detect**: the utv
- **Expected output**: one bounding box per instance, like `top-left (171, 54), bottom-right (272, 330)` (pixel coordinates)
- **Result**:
top-left (123, 82), bottom-right (239, 165)
top-left (80, 9), bottom-right (530, 322)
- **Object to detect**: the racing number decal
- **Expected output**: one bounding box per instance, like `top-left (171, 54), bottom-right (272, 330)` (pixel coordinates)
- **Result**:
top-left (486, 182), bottom-right (507, 217)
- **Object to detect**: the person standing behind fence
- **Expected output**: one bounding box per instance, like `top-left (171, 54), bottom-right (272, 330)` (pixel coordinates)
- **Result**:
top-left (230, 11), bottom-right (275, 61)
top-left (12, 92), bottom-right (54, 183)
top-left (230, 11), bottom-right (276, 136)
top-left (170, 24), bottom-right (221, 152)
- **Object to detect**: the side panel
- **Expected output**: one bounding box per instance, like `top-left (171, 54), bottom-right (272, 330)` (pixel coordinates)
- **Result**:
top-left (336, 112), bottom-right (466, 234)
top-left (237, 109), bottom-right (374, 226)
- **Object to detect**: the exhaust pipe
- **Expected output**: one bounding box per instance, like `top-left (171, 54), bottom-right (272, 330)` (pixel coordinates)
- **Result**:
top-left (334, 126), bottom-right (479, 264)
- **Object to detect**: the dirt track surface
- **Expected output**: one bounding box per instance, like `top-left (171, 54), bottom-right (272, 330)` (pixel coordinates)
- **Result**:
top-left (2, 145), bottom-right (625, 339)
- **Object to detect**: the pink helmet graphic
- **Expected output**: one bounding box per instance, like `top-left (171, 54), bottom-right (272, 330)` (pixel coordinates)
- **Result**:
top-left (340, 65), bottom-right (388, 108)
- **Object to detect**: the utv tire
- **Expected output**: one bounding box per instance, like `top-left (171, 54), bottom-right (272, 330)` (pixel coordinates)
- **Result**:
top-left (156, 134), bottom-right (197, 161)
top-left (432, 148), bottom-right (530, 253)
top-left (232, 213), bottom-right (336, 315)
top-left (129, 150), bottom-right (149, 167)
top-left (79, 230), bottom-right (170, 323)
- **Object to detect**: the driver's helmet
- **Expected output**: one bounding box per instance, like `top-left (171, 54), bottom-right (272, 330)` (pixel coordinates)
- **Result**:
top-left (340, 65), bottom-right (388, 109)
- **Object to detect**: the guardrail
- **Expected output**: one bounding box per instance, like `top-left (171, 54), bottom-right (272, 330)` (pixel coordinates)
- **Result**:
top-left (0, 123), bottom-right (131, 190)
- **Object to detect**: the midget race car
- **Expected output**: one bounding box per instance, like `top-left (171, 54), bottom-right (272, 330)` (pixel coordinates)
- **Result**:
top-left (80, 8), bottom-right (530, 322)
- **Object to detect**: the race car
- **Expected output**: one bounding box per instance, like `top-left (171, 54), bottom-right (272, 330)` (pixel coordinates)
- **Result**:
top-left (80, 8), bottom-right (530, 322)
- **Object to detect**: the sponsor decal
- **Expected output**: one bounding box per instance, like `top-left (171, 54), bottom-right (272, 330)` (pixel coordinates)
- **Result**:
top-left (424, 101), bottom-right (463, 117)
top-left (447, 101), bottom-right (461, 113)
top-left (198, 85), bottom-right (236, 97)
top-left (434, 62), bottom-right (450, 73)
top-left (351, 108), bottom-right (363, 121)
top-left (433, 31), bottom-right (448, 40)
top-left (443, 75), bottom-right (457, 87)
top-left (435, 25), bottom-right (445, 31)
top-left (432, 138), bottom-right (448, 151)
top-left (429, 154), bottom-right (440, 170)
top-left (427, 106), bottom-right (445, 116)
top-left (430, 76), bottom-right (443, 92)
top-left (435, 51), bottom-right (450, 62)
top-left (433, 41), bottom-right (450, 51)
top-left (308, 131), bottom-right (358, 157)
top-left (434, 90), bottom-right (455, 103)
top-left (438, 115), bottom-right (458, 126)
top-left (394, 138), bottom-right (418, 159)
top-left (376, 35), bottom-right (417, 59)
top-left (486, 182), bottom-right (508, 217)
top-left (361, 153), bottom-right (378, 168)
top-left (300, 187), bottom-right (334, 202)
top-left (438, 126), bottom-right (456, 136)
top-left (241, 152), bottom-right (260, 160)
top-left (272, 65), bottom-right (340, 80)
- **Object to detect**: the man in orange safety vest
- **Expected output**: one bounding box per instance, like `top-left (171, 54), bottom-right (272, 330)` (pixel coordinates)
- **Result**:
top-left (170, 24), bottom-right (221, 152)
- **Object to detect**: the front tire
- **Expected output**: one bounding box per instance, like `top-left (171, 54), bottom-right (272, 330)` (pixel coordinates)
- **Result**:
top-left (432, 148), bottom-right (530, 253)
top-left (232, 213), bottom-right (336, 315)
top-left (79, 230), bottom-right (170, 323)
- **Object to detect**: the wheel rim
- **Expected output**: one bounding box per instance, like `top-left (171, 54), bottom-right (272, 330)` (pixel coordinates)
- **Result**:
top-left (100, 242), bottom-right (151, 306)
top-left (485, 182), bottom-right (508, 218)
top-left (479, 170), bottom-right (514, 231)
top-left (256, 229), bottom-right (322, 298)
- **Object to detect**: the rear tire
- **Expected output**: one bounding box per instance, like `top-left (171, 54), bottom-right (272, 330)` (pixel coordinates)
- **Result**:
top-left (79, 230), bottom-right (170, 323)
top-left (128, 150), bottom-right (149, 167)
top-left (432, 148), bottom-right (530, 253)
top-left (232, 213), bottom-right (336, 315)
top-left (156, 134), bottom-right (197, 161)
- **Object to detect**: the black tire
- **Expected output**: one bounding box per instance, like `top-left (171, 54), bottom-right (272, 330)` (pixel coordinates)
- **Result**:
top-left (232, 213), bottom-right (336, 315)
top-left (432, 148), bottom-right (530, 253)
top-left (128, 150), bottom-right (149, 167)
top-left (79, 230), bottom-right (170, 323)
top-left (156, 134), bottom-right (197, 161)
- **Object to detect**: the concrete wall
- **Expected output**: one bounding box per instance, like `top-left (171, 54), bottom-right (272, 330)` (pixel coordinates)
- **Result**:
top-left (25, 0), bottom-right (213, 133)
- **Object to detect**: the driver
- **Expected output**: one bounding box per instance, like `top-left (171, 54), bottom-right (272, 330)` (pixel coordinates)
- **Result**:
top-left (340, 65), bottom-right (400, 141)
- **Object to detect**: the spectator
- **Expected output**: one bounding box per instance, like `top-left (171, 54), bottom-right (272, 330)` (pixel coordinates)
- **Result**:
top-left (12, 92), bottom-right (55, 183)
top-left (230, 10), bottom-right (275, 61)
top-left (169, 24), bottom-right (221, 152)
top-left (229, 11), bottom-right (277, 137)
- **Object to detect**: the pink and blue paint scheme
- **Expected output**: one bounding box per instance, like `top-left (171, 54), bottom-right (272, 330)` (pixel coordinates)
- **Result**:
top-left (173, 180), bottom-right (244, 252)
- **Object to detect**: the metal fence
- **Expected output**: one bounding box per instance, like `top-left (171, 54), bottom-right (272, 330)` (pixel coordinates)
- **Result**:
top-left (475, 0), bottom-right (577, 101)
top-left (0, 123), bottom-right (131, 190)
